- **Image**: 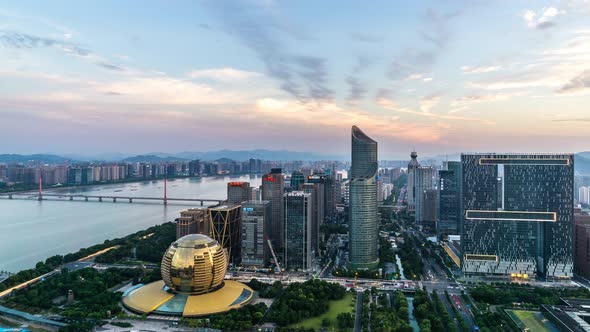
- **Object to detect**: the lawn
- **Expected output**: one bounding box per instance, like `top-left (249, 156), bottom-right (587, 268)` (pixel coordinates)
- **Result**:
top-left (508, 310), bottom-right (552, 332)
top-left (289, 292), bottom-right (355, 330)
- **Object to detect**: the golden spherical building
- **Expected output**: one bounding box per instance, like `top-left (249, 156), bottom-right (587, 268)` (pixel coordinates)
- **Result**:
top-left (122, 234), bottom-right (253, 318)
top-left (161, 234), bottom-right (227, 294)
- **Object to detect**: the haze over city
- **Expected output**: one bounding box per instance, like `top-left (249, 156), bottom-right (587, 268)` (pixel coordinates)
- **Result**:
top-left (2, 1), bottom-right (590, 158)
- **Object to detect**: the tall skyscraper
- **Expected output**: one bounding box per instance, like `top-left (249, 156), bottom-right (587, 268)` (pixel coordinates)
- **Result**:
top-left (227, 181), bottom-right (251, 205)
top-left (461, 153), bottom-right (574, 280)
top-left (407, 152), bottom-right (436, 223)
top-left (290, 170), bottom-right (305, 190)
top-left (209, 204), bottom-right (242, 265)
top-left (302, 179), bottom-right (324, 254)
top-left (176, 208), bottom-right (210, 239)
top-left (349, 125), bottom-right (379, 269)
top-left (241, 200), bottom-right (271, 267)
top-left (438, 161), bottom-right (461, 240)
top-left (324, 169), bottom-right (337, 220)
top-left (407, 151), bottom-right (420, 209)
top-left (284, 191), bottom-right (312, 271)
top-left (574, 208), bottom-right (590, 279)
top-left (423, 189), bottom-right (438, 229)
top-left (262, 168), bottom-right (284, 250)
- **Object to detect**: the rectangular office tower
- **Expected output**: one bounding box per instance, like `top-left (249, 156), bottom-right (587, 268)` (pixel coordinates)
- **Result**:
top-left (175, 208), bottom-right (210, 239)
top-left (241, 200), bottom-right (271, 267)
top-left (227, 181), bottom-right (251, 205)
top-left (461, 153), bottom-right (574, 280)
top-left (303, 175), bottom-right (326, 254)
top-left (209, 204), bottom-right (242, 265)
top-left (438, 161), bottom-right (461, 240)
top-left (262, 168), bottom-right (284, 250)
top-left (284, 191), bottom-right (313, 271)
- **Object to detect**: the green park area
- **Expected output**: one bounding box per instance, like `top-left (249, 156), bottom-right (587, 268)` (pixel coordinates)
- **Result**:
top-left (289, 292), bottom-right (355, 330)
top-left (506, 309), bottom-right (553, 332)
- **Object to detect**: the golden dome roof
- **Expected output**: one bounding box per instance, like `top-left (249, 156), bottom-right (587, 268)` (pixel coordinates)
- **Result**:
top-left (161, 234), bottom-right (227, 295)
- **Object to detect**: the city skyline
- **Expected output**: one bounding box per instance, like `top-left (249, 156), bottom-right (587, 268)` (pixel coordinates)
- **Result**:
top-left (1, 1), bottom-right (590, 158)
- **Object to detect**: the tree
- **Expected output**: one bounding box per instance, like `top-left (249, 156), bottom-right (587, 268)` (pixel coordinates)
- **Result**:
top-left (337, 312), bottom-right (354, 328)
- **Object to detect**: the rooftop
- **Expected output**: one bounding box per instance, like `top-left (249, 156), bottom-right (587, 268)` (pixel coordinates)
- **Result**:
top-left (174, 234), bottom-right (217, 248)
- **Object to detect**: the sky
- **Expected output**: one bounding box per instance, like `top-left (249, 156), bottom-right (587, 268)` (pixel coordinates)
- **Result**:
top-left (1, 1), bottom-right (589, 159)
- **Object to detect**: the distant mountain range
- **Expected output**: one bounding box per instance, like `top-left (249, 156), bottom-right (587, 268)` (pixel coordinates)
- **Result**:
top-left (2, 150), bottom-right (590, 175)
top-left (0, 154), bottom-right (74, 164)
top-left (576, 154), bottom-right (590, 176)
top-left (61, 149), bottom-right (344, 162)
top-left (121, 155), bottom-right (188, 163)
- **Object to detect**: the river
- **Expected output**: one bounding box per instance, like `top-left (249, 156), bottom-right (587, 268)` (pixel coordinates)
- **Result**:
top-left (0, 175), bottom-right (261, 273)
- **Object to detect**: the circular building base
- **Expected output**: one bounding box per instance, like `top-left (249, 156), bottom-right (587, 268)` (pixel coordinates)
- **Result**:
top-left (122, 280), bottom-right (253, 317)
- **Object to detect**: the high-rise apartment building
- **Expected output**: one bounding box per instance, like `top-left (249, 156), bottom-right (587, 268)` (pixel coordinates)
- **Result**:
top-left (438, 161), bottom-right (461, 240)
top-left (188, 160), bottom-right (201, 176)
top-left (423, 189), bottom-right (438, 229)
top-left (284, 191), bottom-right (312, 271)
top-left (574, 208), bottom-right (590, 279)
top-left (349, 126), bottom-right (379, 269)
top-left (227, 181), bottom-right (251, 205)
top-left (407, 152), bottom-right (436, 223)
top-left (324, 170), bottom-right (337, 220)
top-left (176, 208), bottom-right (210, 239)
top-left (579, 186), bottom-right (590, 205)
top-left (302, 178), bottom-right (324, 254)
top-left (262, 168), bottom-right (284, 250)
top-left (461, 153), bottom-right (574, 280)
top-left (0, 164), bottom-right (7, 182)
top-left (241, 200), bottom-right (271, 267)
top-left (209, 204), bottom-right (242, 265)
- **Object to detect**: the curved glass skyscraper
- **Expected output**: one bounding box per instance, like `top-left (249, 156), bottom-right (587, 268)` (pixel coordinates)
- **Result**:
top-left (349, 126), bottom-right (379, 269)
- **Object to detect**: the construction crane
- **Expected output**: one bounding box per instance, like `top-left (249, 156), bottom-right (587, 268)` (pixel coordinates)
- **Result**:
top-left (266, 237), bottom-right (283, 280)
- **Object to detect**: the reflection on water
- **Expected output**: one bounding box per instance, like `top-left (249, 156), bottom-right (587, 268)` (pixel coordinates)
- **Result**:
top-left (0, 175), bottom-right (261, 272)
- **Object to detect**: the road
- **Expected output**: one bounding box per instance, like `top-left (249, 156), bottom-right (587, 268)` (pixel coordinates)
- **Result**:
top-left (354, 291), bottom-right (363, 332)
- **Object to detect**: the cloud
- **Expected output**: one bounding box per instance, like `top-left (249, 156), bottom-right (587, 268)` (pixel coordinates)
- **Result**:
top-left (461, 65), bottom-right (502, 74)
top-left (556, 69), bottom-right (590, 94)
top-left (292, 55), bottom-right (333, 100)
top-left (419, 95), bottom-right (440, 112)
top-left (97, 62), bottom-right (125, 71)
top-left (420, 9), bottom-right (460, 49)
top-left (188, 68), bottom-right (261, 81)
top-left (346, 76), bottom-right (367, 103)
top-left (387, 49), bottom-right (437, 81)
top-left (468, 31), bottom-right (590, 92)
top-left (346, 56), bottom-right (372, 102)
top-left (376, 96), bottom-right (493, 124)
top-left (450, 92), bottom-right (523, 111)
top-left (206, 1), bottom-right (332, 103)
top-left (350, 32), bottom-right (384, 43)
top-left (406, 74), bottom-right (423, 80)
top-left (423, 77), bottom-right (433, 82)
top-left (523, 7), bottom-right (565, 30)
top-left (552, 118), bottom-right (590, 122)
top-left (0, 31), bottom-right (90, 56)
top-left (386, 9), bottom-right (459, 81)
top-left (251, 97), bottom-right (447, 143)
top-left (96, 77), bottom-right (255, 105)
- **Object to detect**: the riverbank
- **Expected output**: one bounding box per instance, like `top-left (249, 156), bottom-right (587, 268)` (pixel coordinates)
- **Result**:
top-left (0, 174), bottom-right (262, 272)
top-left (0, 172), bottom-right (265, 194)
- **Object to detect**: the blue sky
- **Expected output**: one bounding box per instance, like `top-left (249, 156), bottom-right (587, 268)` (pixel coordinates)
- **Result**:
top-left (1, 0), bottom-right (589, 159)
